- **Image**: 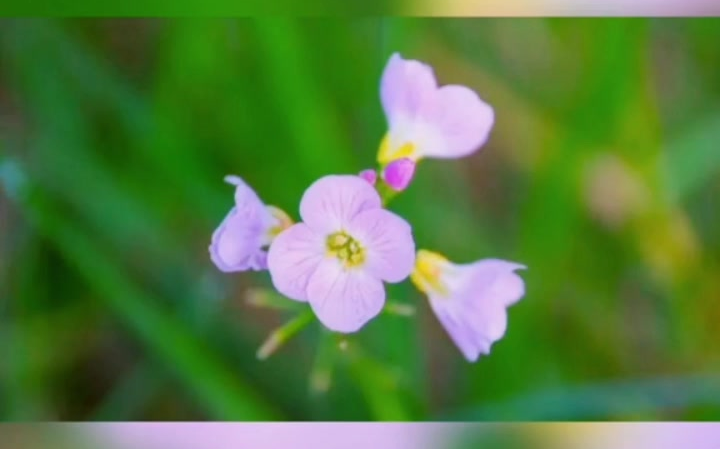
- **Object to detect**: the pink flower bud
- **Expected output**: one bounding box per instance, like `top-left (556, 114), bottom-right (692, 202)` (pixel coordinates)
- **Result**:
top-left (383, 158), bottom-right (416, 191)
top-left (358, 169), bottom-right (377, 186)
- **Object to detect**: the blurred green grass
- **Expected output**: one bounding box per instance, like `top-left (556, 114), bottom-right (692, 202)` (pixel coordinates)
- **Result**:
top-left (1, 18), bottom-right (719, 421)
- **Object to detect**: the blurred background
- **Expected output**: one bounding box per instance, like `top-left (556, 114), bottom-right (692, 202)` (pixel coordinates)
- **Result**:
top-left (1, 18), bottom-right (719, 421)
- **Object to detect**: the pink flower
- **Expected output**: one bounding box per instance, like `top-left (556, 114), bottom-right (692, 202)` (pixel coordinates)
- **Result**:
top-left (209, 176), bottom-right (292, 272)
top-left (267, 175), bottom-right (416, 333)
top-left (378, 53), bottom-right (495, 165)
top-left (411, 250), bottom-right (526, 362)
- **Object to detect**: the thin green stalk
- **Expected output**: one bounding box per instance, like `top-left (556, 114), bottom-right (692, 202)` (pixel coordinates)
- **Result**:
top-left (308, 331), bottom-right (337, 395)
top-left (343, 342), bottom-right (412, 420)
top-left (377, 178), bottom-right (400, 206)
top-left (256, 309), bottom-right (315, 360)
top-left (384, 301), bottom-right (416, 317)
top-left (245, 288), bottom-right (306, 312)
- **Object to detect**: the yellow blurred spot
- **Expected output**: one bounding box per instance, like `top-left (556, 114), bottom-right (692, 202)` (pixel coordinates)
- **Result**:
top-left (583, 153), bottom-right (650, 230)
top-left (309, 368), bottom-right (331, 394)
top-left (637, 209), bottom-right (699, 284)
top-left (583, 152), bottom-right (701, 285)
top-left (410, 249), bottom-right (450, 296)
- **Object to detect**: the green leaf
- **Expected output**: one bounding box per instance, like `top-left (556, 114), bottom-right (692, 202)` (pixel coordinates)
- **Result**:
top-left (16, 180), bottom-right (279, 420)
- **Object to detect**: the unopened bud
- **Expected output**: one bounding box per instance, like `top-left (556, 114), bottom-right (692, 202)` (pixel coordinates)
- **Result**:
top-left (383, 158), bottom-right (415, 191)
top-left (358, 169), bottom-right (377, 186)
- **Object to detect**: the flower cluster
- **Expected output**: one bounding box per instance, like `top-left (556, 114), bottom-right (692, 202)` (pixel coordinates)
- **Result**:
top-left (210, 53), bottom-right (526, 362)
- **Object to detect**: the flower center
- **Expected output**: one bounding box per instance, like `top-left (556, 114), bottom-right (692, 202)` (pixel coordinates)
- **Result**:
top-left (378, 133), bottom-right (418, 165)
top-left (410, 250), bottom-right (450, 296)
top-left (326, 231), bottom-right (366, 268)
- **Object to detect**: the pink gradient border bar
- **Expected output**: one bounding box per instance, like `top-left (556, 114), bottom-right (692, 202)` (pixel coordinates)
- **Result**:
top-left (419, 0), bottom-right (720, 16)
top-left (76, 423), bottom-right (720, 449)
top-left (1, 423), bottom-right (720, 448)
top-left (546, 0), bottom-right (720, 15)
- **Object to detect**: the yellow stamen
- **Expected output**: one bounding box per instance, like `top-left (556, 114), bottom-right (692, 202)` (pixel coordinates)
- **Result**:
top-left (410, 249), bottom-right (450, 296)
top-left (326, 231), bottom-right (366, 268)
top-left (377, 133), bottom-right (420, 165)
top-left (329, 233), bottom-right (349, 247)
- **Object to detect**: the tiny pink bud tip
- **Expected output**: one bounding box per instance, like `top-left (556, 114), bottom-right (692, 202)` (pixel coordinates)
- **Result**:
top-left (383, 158), bottom-right (416, 191)
top-left (358, 169), bottom-right (377, 186)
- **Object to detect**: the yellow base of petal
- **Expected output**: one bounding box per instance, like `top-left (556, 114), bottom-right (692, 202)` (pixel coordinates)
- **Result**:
top-left (410, 249), bottom-right (450, 297)
top-left (377, 133), bottom-right (420, 165)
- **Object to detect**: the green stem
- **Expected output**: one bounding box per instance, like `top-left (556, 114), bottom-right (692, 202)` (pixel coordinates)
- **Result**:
top-left (384, 301), bottom-right (416, 317)
top-left (256, 309), bottom-right (315, 360)
top-left (343, 342), bottom-right (411, 420)
top-left (245, 287), bottom-right (305, 311)
top-left (308, 331), bottom-right (337, 394)
top-left (377, 178), bottom-right (399, 206)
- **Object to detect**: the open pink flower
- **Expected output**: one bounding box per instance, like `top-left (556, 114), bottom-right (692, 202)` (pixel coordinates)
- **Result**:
top-left (378, 53), bottom-right (495, 165)
top-left (411, 250), bottom-right (526, 362)
top-left (210, 176), bottom-right (292, 272)
top-left (267, 175), bottom-right (416, 333)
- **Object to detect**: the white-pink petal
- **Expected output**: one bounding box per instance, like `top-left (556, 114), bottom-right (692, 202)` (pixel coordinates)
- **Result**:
top-left (466, 259), bottom-right (526, 308)
top-left (380, 52), bottom-right (438, 128)
top-left (347, 208), bottom-right (415, 283)
top-left (379, 53), bottom-right (495, 161)
top-left (266, 223), bottom-right (325, 302)
top-left (299, 175), bottom-right (382, 234)
top-left (210, 207), bottom-right (266, 272)
top-left (209, 175), bottom-right (271, 273)
top-left (416, 84), bottom-right (495, 159)
top-left (305, 259), bottom-right (385, 333)
top-left (429, 259), bottom-right (525, 362)
top-left (429, 302), bottom-right (495, 362)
